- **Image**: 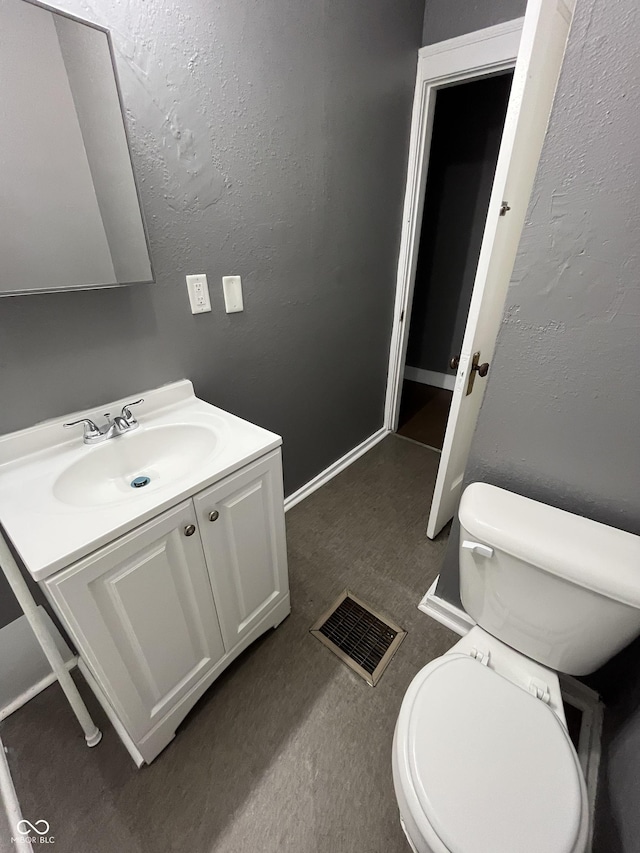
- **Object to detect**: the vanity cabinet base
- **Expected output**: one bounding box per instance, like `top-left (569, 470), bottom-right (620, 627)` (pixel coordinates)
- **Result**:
top-left (43, 449), bottom-right (290, 765)
top-left (79, 593), bottom-right (291, 765)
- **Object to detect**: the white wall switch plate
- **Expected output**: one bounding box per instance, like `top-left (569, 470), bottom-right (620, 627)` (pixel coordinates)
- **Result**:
top-left (186, 273), bottom-right (211, 314)
top-left (222, 275), bottom-right (244, 313)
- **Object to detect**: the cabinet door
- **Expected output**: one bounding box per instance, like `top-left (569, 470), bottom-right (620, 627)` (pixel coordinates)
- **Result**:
top-left (194, 450), bottom-right (289, 651)
top-left (45, 501), bottom-right (225, 742)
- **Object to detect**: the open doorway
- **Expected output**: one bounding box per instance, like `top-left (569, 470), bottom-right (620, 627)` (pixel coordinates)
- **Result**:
top-left (397, 72), bottom-right (513, 450)
top-left (386, 5), bottom-right (575, 538)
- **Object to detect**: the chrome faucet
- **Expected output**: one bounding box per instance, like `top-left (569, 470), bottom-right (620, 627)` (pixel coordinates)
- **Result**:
top-left (64, 399), bottom-right (144, 445)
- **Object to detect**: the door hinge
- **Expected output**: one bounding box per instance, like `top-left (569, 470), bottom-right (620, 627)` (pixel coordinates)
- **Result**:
top-left (500, 201), bottom-right (511, 216)
top-left (529, 679), bottom-right (551, 704)
top-left (469, 647), bottom-right (491, 666)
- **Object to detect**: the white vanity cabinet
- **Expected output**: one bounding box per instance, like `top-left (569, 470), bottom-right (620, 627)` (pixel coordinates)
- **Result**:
top-left (45, 500), bottom-right (225, 748)
top-left (194, 452), bottom-right (288, 650)
top-left (44, 449), bottom-right (290, 765)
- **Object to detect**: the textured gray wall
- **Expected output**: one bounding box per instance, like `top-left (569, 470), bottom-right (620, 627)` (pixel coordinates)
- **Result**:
top-left (432, 0), bottom-right (640, 846)
top-left (437, 0), bottom-right (640, 600)
top-left (0, 594), bottom-right (21, 626)
top-left (422, 0), bottom-right (526, 45)
top-left (0, 0), bottom-right (423, 493)
top-left (406, 74), bottom-right (511, 375)
top-left (0, 0), bottom-right (423, 627)
top-left (448, 0), bottom-right (640, 537)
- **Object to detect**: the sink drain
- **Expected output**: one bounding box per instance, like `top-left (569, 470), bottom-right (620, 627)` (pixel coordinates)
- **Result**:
top-left (131, 475), bottom-right (151, 489)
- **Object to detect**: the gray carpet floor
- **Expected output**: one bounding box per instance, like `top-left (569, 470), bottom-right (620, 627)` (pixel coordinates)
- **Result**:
top-left (0, 435), bottom-right (456, 853)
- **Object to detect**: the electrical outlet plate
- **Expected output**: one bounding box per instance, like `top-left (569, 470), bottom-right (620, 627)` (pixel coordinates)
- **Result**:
top-left (186, 274), bottom-right (211, 314)
top-left (222, 275), bottom-right (243, 313)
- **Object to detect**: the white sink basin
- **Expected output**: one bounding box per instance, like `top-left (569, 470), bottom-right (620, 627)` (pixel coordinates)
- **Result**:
top-left (53, 424), bottom-right (218, 507)
top-left (0, 380), bottom-right (282, 580)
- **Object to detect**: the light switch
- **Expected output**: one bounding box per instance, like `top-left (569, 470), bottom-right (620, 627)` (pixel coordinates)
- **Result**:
top-left (186, 274), bottom-right (211, 314)
top-left (222, 275), bottom-right (243, 313)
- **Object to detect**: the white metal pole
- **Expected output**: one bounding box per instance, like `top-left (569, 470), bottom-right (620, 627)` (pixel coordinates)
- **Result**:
top-left (0, 737), bottom-right (22, 839)
top-left (0, 533), bottom-right (102, 747)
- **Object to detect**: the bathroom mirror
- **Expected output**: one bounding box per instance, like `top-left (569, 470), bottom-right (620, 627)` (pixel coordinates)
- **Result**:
top-left (0, 0), bottom-right (153, 296)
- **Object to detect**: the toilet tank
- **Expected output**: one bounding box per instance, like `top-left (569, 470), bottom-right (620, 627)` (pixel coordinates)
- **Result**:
top-left (458, 483), bottom-right (640, 675)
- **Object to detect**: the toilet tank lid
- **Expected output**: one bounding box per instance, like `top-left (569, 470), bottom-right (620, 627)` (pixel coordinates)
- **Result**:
top-left (459, 483), bottom-right (640, 608)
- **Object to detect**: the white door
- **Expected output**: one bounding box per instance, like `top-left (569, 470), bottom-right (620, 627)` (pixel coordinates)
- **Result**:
top-left (194, 450), bottom-right (289, 651)
top-left (45, 501), bottom-right (225, 742)
top-left (426, 0), bottom-right (575, 538)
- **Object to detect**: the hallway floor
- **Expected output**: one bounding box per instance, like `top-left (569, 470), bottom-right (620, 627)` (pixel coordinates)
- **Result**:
top-left (397, 380), bottom-right (452, 450)
top-left (0, 436), bottom-right (455, 853)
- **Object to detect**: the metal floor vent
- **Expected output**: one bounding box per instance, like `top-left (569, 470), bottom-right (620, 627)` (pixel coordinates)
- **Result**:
top-left (310, 590), bottom-right (406, 686)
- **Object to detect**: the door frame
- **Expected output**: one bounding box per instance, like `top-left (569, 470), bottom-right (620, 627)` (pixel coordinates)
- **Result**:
top-left (383, 19), bottom-right (524, 432)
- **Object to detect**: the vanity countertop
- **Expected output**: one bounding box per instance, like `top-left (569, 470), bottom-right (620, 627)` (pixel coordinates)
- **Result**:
top-left (0, 380), bottom-right (281, 581)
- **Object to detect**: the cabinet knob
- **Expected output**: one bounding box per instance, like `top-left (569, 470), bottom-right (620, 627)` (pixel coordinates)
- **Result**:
top-left (184, 524), bottom-right (196, 537)
top-left (208, 510), bottom-right (219, 523)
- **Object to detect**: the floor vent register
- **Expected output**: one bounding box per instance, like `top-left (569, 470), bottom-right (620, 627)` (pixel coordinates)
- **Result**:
top-left (310, 590), bottom-right (406, 686)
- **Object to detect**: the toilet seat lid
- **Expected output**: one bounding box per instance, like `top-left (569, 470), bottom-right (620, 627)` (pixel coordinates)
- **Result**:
top-left (398, 654), bottom-right (585, 853)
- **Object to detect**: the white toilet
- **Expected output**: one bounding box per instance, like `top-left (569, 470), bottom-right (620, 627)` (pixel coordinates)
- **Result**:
top-left (393, 482), bottom-right (640, 853)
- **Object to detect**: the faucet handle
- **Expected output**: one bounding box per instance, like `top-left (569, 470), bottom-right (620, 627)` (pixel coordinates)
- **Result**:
top-left (121, 398), bottom-right (144, 424)
top-left (63, 417), bottom-right (102, 441)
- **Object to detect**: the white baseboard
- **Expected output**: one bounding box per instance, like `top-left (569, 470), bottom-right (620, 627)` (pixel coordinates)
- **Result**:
top-left (404, 366), bottom-right (455, 391)
top-left (418, 577), bottom-right (475, 635)
top-left (0, 608), bottom-right (76, 721)
top-left (419, 574), bottom-right (602, 852)
top-left (284, 427), bottom-right (390, 512)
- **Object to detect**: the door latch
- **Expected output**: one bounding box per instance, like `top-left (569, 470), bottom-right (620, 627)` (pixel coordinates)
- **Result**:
top-left (466, 351), bottom-right (490, 395)
top-left (500, 201), bottom-right (511, 216)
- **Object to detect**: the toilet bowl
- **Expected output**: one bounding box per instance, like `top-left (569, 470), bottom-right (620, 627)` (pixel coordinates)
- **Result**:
top-left (393, 628), bottom-right (589, 853)
top-left (393, 483), bottom-right (640, 853)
